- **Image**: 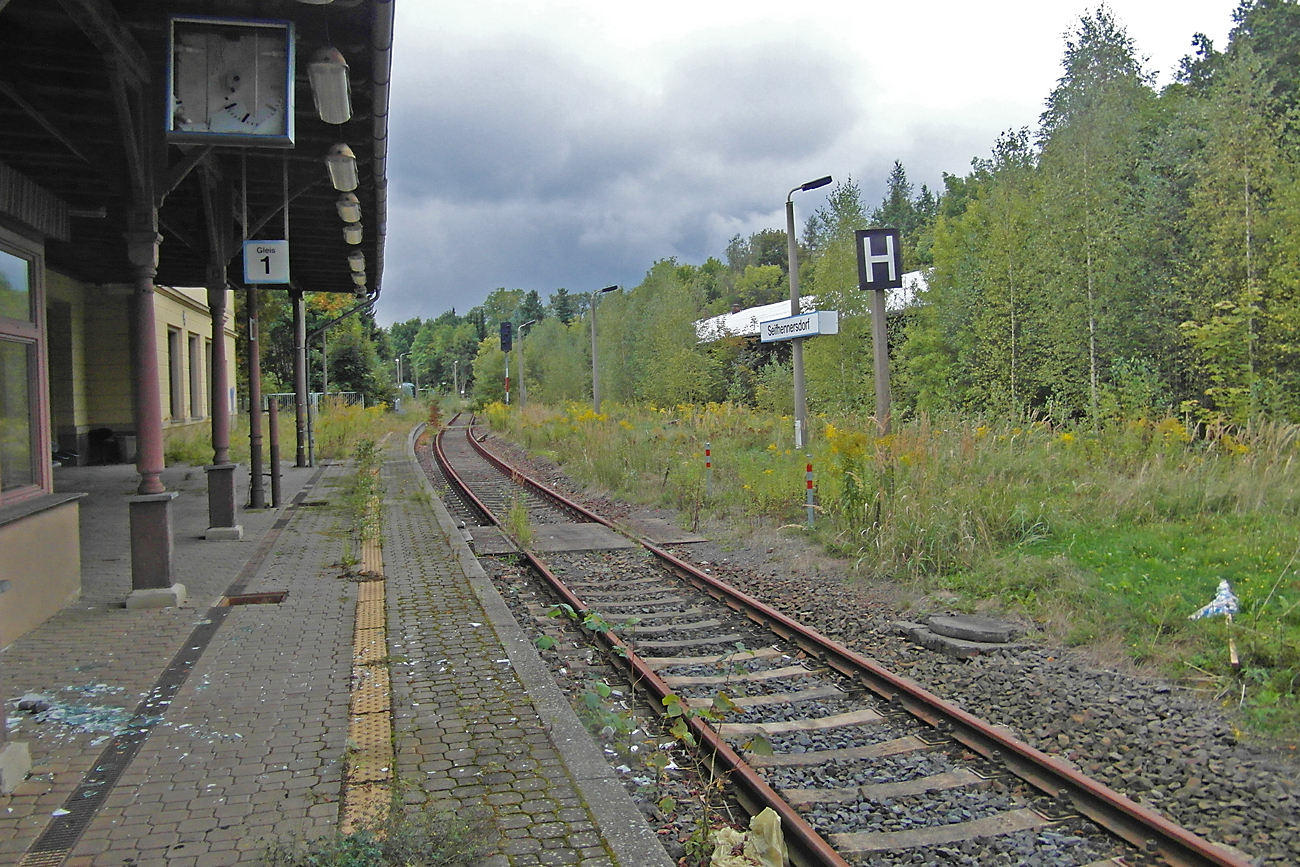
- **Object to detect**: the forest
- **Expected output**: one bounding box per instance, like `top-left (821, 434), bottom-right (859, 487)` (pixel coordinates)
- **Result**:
top-left (248, 1), bottom-right (1300, 430)
top-left (441, 3), bottom-right (1297, 425)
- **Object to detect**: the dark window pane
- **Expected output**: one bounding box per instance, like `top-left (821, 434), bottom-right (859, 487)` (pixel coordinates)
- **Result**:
top-left (0, 340), bottom-right (34, 491)
top-left (0, 250), bottom-right (30, 321)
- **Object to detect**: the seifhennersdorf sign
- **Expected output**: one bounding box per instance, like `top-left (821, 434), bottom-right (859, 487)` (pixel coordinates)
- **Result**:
top-left (759, 309), bottom-right (839, 343)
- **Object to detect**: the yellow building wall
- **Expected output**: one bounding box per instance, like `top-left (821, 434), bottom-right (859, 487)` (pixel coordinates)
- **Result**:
top-left (0, 501), bottom-right (80, 648)
top-left (83, 286), bottom-right (134, 429)
top-left (45, 270), bottom-right (87, 436)
top-left (153, 286), bottom-right (237, 438)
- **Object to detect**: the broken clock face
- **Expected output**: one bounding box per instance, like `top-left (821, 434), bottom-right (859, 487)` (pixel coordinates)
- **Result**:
top-left (168, 17), bottom-right (295, 146)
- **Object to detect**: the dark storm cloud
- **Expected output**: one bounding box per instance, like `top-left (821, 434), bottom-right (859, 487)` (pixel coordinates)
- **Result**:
top-left (378, 32), bottom-right (859, 323)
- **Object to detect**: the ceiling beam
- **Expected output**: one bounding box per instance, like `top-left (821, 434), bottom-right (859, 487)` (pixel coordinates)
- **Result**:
top-left (157, 145), bottom-right (211, 208)
top-left (247, 176), bottom-right (324, 239)
top-left (54, 0), bottom-right (150, 85)
top-left (0, 80), bottom-right (100, 168)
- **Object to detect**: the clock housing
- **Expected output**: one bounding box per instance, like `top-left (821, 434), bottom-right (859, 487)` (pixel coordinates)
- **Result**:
top-left (166, 16), bottom-right (296, 148)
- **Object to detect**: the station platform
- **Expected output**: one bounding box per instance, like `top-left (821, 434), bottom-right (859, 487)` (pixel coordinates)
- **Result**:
top-left (0, 427), bottom-right (671, 867)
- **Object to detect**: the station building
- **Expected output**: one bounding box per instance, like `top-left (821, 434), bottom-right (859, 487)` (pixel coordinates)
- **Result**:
top-left (0, 0), bottom-right (392, 790)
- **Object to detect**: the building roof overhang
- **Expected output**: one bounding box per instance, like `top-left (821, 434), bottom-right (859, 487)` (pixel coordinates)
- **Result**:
top-left (0, 0), bottom-right (392, 298)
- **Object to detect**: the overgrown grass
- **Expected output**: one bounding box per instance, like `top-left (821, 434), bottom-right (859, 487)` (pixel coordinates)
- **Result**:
top-left (487, 401), bottom-right (1300, 741)
top-left (163, 397), bottom-right (415, 466)
top-left (264, 807), bottom-right (490, 867)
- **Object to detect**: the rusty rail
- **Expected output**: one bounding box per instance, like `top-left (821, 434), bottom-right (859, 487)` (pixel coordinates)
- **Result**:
top-left (444, 423), bottom-right (1251, 867)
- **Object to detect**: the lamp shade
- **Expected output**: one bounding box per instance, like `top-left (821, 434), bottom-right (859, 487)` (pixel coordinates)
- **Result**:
top-left (351, 271), bottom-right (367, 286)
top-left (325, 143), bottom-right (358, 192)
top-left (343, 222), bottom-right (363, 245)
top-left (336, 193), bottom-right (361, 223)
top-left (309, 48), bottom-right (352, 124)
top-left (347, 251), bottom-right (366, 272)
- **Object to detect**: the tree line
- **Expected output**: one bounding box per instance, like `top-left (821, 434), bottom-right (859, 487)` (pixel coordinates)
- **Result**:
top-left (357, 1), bottom-right (1299, 426)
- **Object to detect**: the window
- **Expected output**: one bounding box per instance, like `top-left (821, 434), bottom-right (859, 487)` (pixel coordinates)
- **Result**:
top-left (188, 333), bottom-right (203, 419)
top-left (167, 328), bottom-right (183, 421)
top-left (0, 340), bottom-right (35, 492)
top-left (0, 247), bottom-right (30, 321)
top-left (0, 234), bottom-right (46, 504)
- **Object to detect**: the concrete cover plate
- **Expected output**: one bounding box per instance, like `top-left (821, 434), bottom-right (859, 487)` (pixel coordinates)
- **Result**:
top-left (928, 614), bottom-right (1024, 644)
top-left (530, 523), bottom-right (638, 552)
top-left (469, 526), bottom-right (516, 555)
top-left (626, 516), bottom-right (708, 544)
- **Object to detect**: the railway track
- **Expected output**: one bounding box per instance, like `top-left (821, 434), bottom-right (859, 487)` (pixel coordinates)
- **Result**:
top-left (419, 415), bottom-right (1254, 867)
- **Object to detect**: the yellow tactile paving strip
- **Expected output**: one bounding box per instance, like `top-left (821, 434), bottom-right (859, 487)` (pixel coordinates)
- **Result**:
top-left (343, 566), bottom-right (393, 832)
top-left (341, 461), bottom-right (392, 836)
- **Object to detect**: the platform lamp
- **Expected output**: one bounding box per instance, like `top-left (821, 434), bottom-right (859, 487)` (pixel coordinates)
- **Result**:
top-left (786, 174), bottom-right (832, 447)
top-left (336, 193), bottom-right (361, 223)
top-left (343, 223), bottom-right (363, 245)
top-left (325, 144), bottom-right (358, 192)
top-left (590, 285), bottom-right (618, 413)
top-left (308, 48), bottom-right (351, 124)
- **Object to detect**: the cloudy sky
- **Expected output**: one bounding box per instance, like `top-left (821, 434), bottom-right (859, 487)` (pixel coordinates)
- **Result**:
top-left (376, 0), bottom-right (1238, 326)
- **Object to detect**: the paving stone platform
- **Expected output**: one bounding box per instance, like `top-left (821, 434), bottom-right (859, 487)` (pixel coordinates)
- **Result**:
top-left (0, 428), bottom-right (670, 867)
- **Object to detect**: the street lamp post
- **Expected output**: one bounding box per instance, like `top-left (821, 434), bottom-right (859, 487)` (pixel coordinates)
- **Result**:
top-left (590, 285), bottom-right (618, 413)
top-left (786, 175), bottom-right (832, 447)
top-left (518, 320), bottom-right (536, 407)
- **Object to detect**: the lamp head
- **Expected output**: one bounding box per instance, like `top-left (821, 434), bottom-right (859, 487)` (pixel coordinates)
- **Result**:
top-left (336, 193), bottom-right (361, 223)
top-left (325, 143), bottom-right (358, 192)
top-left (309, 48), bottom-right (352, 124)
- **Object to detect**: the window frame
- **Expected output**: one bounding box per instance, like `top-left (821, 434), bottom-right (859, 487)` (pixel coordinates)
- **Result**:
top-left (0, 226), bottom-right (50, 506)
top-left (167, 327), bottom-right (183, 422)
top-left (188, 331), bottom-right (203, 419)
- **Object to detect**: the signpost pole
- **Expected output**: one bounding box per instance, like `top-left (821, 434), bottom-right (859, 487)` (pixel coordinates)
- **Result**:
top-left (855, 229), bottom-right (902, 438)
top-left (871, 287), bottom-right (891, 436)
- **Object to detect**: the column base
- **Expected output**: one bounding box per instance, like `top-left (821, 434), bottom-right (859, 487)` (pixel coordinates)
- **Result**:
top-left (126, 583), bottom-right (187, 610)
top-left (128, 491), bottom-right (178, 594)
top-left (0, 742), bottom-right (31, 793)
top-left (205, 462), bottom-right (239, 537)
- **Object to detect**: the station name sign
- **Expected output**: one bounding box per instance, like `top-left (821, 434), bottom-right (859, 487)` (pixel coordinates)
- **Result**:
top-left (759, 310), bottom-right (839, 343)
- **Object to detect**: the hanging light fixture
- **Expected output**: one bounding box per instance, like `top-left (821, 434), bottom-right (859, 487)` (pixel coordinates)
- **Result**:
top-left (309, 48), bottom-right (352, 124)
top-left (325, 143), bottom-right (358, 192)
top-left (348, 251), bottom-right (366, 272)
top-left (343, 222), bottom-right (363, 245)
top-left (351, 272), bottom-right (367, 286)
top-left (336, 192), bottom-right (361, 223)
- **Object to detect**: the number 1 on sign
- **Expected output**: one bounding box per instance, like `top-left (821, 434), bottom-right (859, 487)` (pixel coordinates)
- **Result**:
top-left (243, 240), bottom-right (290, 284)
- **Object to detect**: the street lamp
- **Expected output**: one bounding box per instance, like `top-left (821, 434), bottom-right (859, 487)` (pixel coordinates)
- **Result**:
top-left (518, 319), bottom-right (536, 407)
top-left (786, 175), bottom-right (832, 447)
top-left (590, 285), bottom-right (618, 413)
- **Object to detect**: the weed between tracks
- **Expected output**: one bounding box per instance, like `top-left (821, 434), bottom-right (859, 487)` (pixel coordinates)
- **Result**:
top-left (534, 600), bottom-right (750, 864)
top-left (486, 402), bottom-right (1300, 742)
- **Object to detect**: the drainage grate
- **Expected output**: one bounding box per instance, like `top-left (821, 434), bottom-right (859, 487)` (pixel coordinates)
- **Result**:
top-left (220, 590), bottom-right (288, 606)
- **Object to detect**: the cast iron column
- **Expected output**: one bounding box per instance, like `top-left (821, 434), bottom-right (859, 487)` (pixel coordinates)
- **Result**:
top-left (247, 286), bottom-right (265, 508)
top-left (124, 224), bottom-right (184, 608)
top-left (292, 289), bottom-right (308, 466)
top-left (204, 265), bottom-right (241, 539)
